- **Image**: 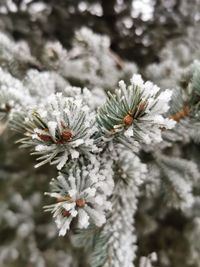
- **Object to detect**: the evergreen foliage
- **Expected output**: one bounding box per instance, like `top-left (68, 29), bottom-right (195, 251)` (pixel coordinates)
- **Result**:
top-left (1, 5), bottom-right (200, 267)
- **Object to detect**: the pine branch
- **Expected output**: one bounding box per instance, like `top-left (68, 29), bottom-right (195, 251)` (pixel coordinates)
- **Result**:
top-left (97, 74), bottom-right (175, 146)
top-left (90, 150), bottom-right (147, 267)
top-left (44, 157), bottom-right (114, 236)
top-left (12, 93), bottom-right (98, 169)
top-left (155, 154), bottom-right (199, 210)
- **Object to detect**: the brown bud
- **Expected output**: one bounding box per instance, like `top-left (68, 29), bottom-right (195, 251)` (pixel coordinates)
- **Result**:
top-left (38, 133), bottom-right (52, 142)
top-left (170, 105), bottom-right (190, 122)
top-left (123, 114), bottom-right (133, 126)
top-left (61, 129), bottom-right (73, 142)
top-left (62, 210), bottom-right (71, 217)
top-left (76, 198), bottom-right (86, 208)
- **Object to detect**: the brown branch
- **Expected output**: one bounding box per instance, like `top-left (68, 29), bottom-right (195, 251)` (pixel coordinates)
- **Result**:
top-left (170, 105), bottom-right (190, 122)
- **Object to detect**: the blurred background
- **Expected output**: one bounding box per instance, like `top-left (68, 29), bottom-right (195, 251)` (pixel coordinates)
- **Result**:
top-left (1, 1), bottom-right (200, 267)
top-left (0, 0), bottom-right (200, 67)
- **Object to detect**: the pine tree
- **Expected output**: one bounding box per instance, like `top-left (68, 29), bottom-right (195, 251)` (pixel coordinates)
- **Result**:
top-left (1, 15), bottom-right (200, 267)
